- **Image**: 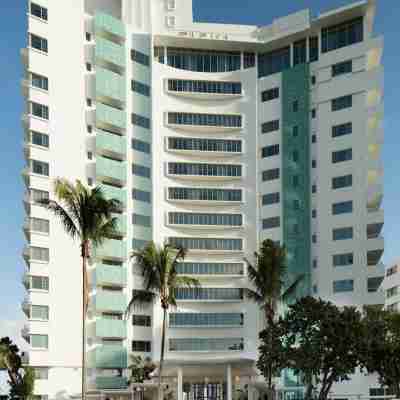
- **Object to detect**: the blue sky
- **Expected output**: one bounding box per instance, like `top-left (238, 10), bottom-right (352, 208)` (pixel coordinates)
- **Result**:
top-left (0, 0), bottom-right (398, 325)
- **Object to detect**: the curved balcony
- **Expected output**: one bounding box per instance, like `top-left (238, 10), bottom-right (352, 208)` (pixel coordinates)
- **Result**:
top-left (96, 156), bottom-right (126, 187)
top-left (96, 129), bottom-right (126, 160)
top-left (88, 345), bottom-right (127, 369)
top-left (95, 376), bottom-right (127, 390)
top-left (94, 263), bottom-right (127, 287)
top-left (94, 318), bottom-right (126, 339)
top-left (92, 238), bottom-right (127, 261)
top-left (94, 290), bottom-right (127, 313)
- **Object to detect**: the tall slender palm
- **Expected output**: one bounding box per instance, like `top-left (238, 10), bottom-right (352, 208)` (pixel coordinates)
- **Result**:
top-left (42, 179), bottom-right (120, 400)
top-left (126, 242), bottom-right (199, 400)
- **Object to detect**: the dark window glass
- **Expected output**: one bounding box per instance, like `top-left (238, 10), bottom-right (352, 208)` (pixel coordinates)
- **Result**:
top-left (243, 52), bottom-right (255, 69)
top-left (168, 187), bottom-right (242, 202)
top-left (168, 163), bottom-right (242, 177)
top-left (132, 113), bottom-right (150, 129)
top-left (261, 87), bottom-right (279, 102)
top-left (168, 112), bottom-right (242, 128)
top-left (312, 159), bottom-right (317, 168)
top-left (31, 131), bottom-right (49, 148)
top-left (168, 79), bottom-right (241, 95)
top-left (30, 34), bottom-right (48, 53)
top-left (333, 227), bottom-right (353, 241)
top-left (168, 137), bottom-right (242, 153)
top-left (332, 60), bottom-right (353, 77)
top-left (262, 168), bottom-right (280, 181)
top-left (132, 164), bottom-right (151, 178)
top-left (312, 134), bottom-right (317, 143)
top-left (332, 148), bottom-right (352, 163)
top-left (31, 73), bottom-right (48, 91)
top-left (132, 138), bottom-right (151, 154)
top-left (293, 39), bottom-right (306, 66)
top-left (312, 184), bottom-right (317, 193)
top-left (31, 102), bottom-right (49, 119)
top-left (333, 279), bottom-right (354, 293)
top-left (261, 120), bottom-right (279, 134)
top-left (309, 36), bottom-right (319, 62)
top-left (132, 341), bottom-right (151, 352)
top-left (332, 174), bottom-right (353, 189)
top-left (31, 160), bottom-right (49, 176)
top-left (293, 126), bottom-right (299, 137)
top-left (132, 189), bottom-right (151, 203)
top-left (30, 3), bottom-right (48, 20)
top-left (258, 46), bottom-right (290, 78)
top-left (292, 100), bottom-right (299, 112)
top-left (333, 253), bottom-right (354, 267)
top-left (132, 80), bottom-right (151, 96)
top-left (132, 315), bottom-right (151, 326)
top-left (332, 122), bottom-right (352, 138)
top-left (262, 144), bottom-right (280, 158)
top-left (262, 192), bottom-right (280, 206)
top-left (332, 95), bottom-right (353, 111)
top-left (262, 217), bottom-right (280, 230)
top-left (131, 50), bottom-right (150, 66)
top-left (311, 109), bottom-right (316, 119)
top-left (332, 201), bottom-right (353, 215)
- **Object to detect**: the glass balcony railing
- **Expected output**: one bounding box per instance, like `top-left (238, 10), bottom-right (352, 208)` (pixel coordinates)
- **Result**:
top-left (95, 263), bottom-right (127, 286)
top-left (93, 238), bottom-right (127, 260)
top-left (95, 37), bottom-right (125, 68)
top-left (95, 376), bottom-right (127, 390)
top-left (94, 290), bottom-right (127, 313)
top-left (95, 12), bottom-right (125, 40)
top-left (96, 103), bottom-right (126, 132)
top-left (89, 346), bottom-right (127, 368)
top-left (95, 318), bottom-right (126, 338)
top-left (101, 184), bottom-right (126, 208)
top-left (96, 68), bottom-right (126, 104)
top-left (96, 156), bottom-right (126, 184)
top-left (96, 130), bottom-right (126, 157)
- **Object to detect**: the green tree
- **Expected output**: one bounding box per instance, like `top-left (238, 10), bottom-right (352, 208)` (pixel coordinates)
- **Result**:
top-left (281, 297), bottom-right (363, 400)
top-left (0, 337), bottom-right (34, 400)
top-left (43, 179), bottom-right (120, 400)
top-left (126, 242), bottom-right (199, 400)
top-left (361, 309), bottom-right (400, 397)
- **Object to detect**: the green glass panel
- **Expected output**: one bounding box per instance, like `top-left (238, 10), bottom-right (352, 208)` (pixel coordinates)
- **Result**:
top-left (95, 376), bottom-right (127, 390)
top-left (95, 12), bottom-right (125, 38)
top-left (96, 103), bottom-right (126, 130)
top-left (96, 67), bottom-right (126, 102)
top-left (282, 64), bottom-right (311, 301)
top-left (96, 130), bottom-right (126, 156)
top-left (89, 346), bottom-right (127, 368)
top-left (101, 184), bottom-right (126, 207)
top-left (96, 263), bottom-right (127, 286)
top-left (96, 156), bottom-right (126, 182)
top-left (93, 238), bottom-right (127, 260)
top-left (95, 290), bottom-right (127, 313)
top-left (95, 37), bottom-right (125, 67)
top-left (95, 319), bottom-right (126, 338)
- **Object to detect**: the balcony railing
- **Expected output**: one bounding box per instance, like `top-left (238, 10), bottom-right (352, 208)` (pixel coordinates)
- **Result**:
top-left (88, 345), bottom-right (127, 369)
top-left (95, 318), bottom-right (126, 339)
top-left (95, 376), bottom-right (127, 390)
top-left (95, 263), bottom-right (127, 286)
top-left (94, 290), bottom-right (127, 312)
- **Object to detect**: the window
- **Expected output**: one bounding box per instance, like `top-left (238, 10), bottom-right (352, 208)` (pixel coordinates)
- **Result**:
top-left (312, 234), bottom-right (317, 244)
top-left (332, 201), bottom-right (353, 215)
top-left (132, 163), bottom-right (151, 178)
top-left (262, 168), bottom-right (280, 181)
top-left (262, 217), bottom-right (280, 230)
top-left (312, 209), bottom-right (317, 218)
top-left (86, 63), bottom-right (92, 72)
top-left (333, 227), bottom-right (353, 241)
top-left (332, 60), bottom-right (353, 77)
top-left (309, 36), bottom-right (319, 62)
top-left (30, 276), bottom-right (49, 291)
top-left (261, 88), bottom-right (279, 102)
top-left (132, 113), bottom-right (150, 129)
top-left (176, 263), bottom-right (244, 276)
top-left (311, 109), bottom-right (316, 119)
top-left (292, 126), bottom-right (299, 137)
top-left (132, 80), bottom-right (151, 97)
top-left (170, 313), bottom-right (243, 327)
top-left (132, 138), bottom-right (151, 154)
top-left (333, 253), bottom-right (354, 267)
top-left (312, 160), bottom-right (317, 168)
top-left (170, 338), bottom-right (243, 352)
top-left (86, 98), bottom-right (92, 107)
top-left (87, 124), bottom-right (93, 133)
top-left (30, 102), bottom-right (49, 119)
top-left (168, 237), bottom-right (243, 251)
top-left (132, 315), bottom-right (151, 327)
top-left (34, 368), bottom-right (48, 380)
top-left (332, 122), bottom-right (352, 138)
top-left (132, 341), bottom-right (151, 352)
top-left (87, 152), bottom-right (93, 160)
top-left (31, 131), bottom-right (49, 148)
top-left (312, 134), bottom-right (317, 143)
top-left (312, 184), bottom-right (317, 193)
top-left (166, 0), bottom-right (176, 10)
top-left (168, 112), bottom-right (242, 128)
top-left (332, 148), bottom-right (352, 163)
top-left (132, 239), bottom-right (150, 250)
top-left (262, 192), bottom-right (280, 206)
top-left (87, 178), bottom-right (93, 186)
top-left (168, 79), bottom-right (242, 95)
top-left (262, 144), bottom-right (279, 158)
top-left (30, 335), bottom-right (48, 349)
top-left (368, 277), bottom-right (384, 293)
top-left (322, 17), bottom-right (363, 53)
top-left (333, 279), bottom-right (354, 293)
top-left (31, 160), bottom-right (49, 176)
top-left (293, 39), bottom-right (306, 66)
top-left (292, 100), bottom-right (299, 112)
top-left (31, 73), bottom-right (48, 91)
top-left (131, 50), bottom-right (150, 66)
top-left (169, 213), bottom-right (242, 227)
top-left (31, 305), bottom-right (49, 320)
top-left (102, 312), bottom-right (123, 320)
top-left (85, 32), bottom-right (91, 41)
top-left (30, 246), bottom-right (49, 262)
top-left (30, 3), bottom-right (48, 20)
top-left (168, 138), bottom-right (242, 153)
top-left (387, 286), bottom-right (399, 298)
top-left (29, 33), bottom-right (48, 53)
top-left (132, 189), bottom-right (151, 203)
top-left (30, 189), bottom-right (49, 204)
top-left (313, 285), bottom-right (318, 294)
top-left (168, 163), bottom-right (242, 177)
top-left (311, 76), bottom-right (316, 85)
top-left (31, 218), bottom-right (50, 234)
top-left (166, 47), bottom-right (241, 72)
top-left (175, 288), bottom-right (243, 301)
top-left (332, 95), bottom-right (352, 111)
top-left (332, 174), bottom-right (352, 189)
top-left (243, 52), bottom-right (256, 69)
top-left (370, 389), bottom-right (385, 397)
top-left (313, 259), bottom-right (318, 269)
top-left (166, 16), bottom-right (176, 27)
top-left (258, 46), bottom-right (290, 78)
top-left (261, 119), bottom-right (279, 134)
top-left (132, 213), bottom-right (151, 227)
top-left (168, 187), bottom-right (242, 202)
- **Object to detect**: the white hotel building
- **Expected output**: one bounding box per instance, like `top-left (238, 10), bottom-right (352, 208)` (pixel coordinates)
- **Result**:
top-left (20, 0), bottom-right (384, 399)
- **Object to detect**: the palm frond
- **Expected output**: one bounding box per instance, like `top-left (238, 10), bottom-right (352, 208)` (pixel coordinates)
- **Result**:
top-left (281, 274), bottom-right (304, 302)
top-left (125, 290), bottom-right (156, 319)
top-left (45, 200), bottom-right (79, 239)
top-left (244, 288), bottom-right (264, 305)
top-left (174, 276), bottom-right (200, 288)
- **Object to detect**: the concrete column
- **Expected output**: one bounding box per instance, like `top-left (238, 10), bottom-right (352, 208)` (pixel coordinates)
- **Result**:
top-left (177, 367), bottom-right (183, 400)
top-left (226, 365), bottom-right (232, 400)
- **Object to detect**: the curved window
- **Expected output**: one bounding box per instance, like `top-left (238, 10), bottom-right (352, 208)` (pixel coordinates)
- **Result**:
top-left (168, 163), bottom-right (242, 177)
top-left (170, 313), bottom-right (243, 327)
top-left (168, 79), bottom-right (241, 94)
top-left (176, 262), bottom-right (244, 275)
top-left (169, 337), bottom-right (243, 352)
top-left (168, 212), bottom-right (242, 226)
top-left (168, 138), bottom-right (242, 153)
top-left (175, 287), bottom-right (243, 300)
top-left (169, 237), bottom-right (243, 251)
top-left (168, 112), bottom-right (242, 128)
top-left (168, 187), bottom-right (242, 202)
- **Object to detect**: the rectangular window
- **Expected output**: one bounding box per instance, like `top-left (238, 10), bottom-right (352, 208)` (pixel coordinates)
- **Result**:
top-left (131, 80), bottom-right (151, 97)
top-left (258, 46), bottom-right (290, 78)
top-left (262, 168), bottom-right (280, 182)
top-left (387, 286), bottom-right (399, 298)
top-left (30, 276), bottom-right (49, 291)
top-left (29, 33), bottom-right (48, 53)
top-left (170, 313), bottom-right (243, 327)
top-left (293, 39), bottom-right (306, 66)
top-left (132, 213), bottom-right (151, 227)
top-left (132, 113), bottom-right (150, 129)
top-left (332, 60), bottom-right (353, 77)
top-left (332, 201), bottom-right (353, 215)
top-left (175, 288), bottom-right (243, 301)
top-left (332, 122), bottom-right (352, 138)
top-left (132, 315), bottom-right (151, 327)
top-left (322, 17), bottom-right (363, 53)
top-left (168, 163), bottom-right (242, 177)
top-left (30, 334), bottom-right (48, 349)
top-left (333, 279), bottom-right (354, 293)
top-left (132, 164), bottom-right (151, 178)
top-left (332, 174), bottom-right (352, 189)
top-left (169, 237), bottom-right (243, 251)
top-left (31, 217), bottom-right (50, 234)
top-left (132, 341), bottom-right (151, 352)
top-left (30, 246), bottom-right (49, 262)
top-left (168, 79), bottom-right (242, 95)
top-left (261, 120), bottom-right (279, 134)
top-left (333, 227), bottom-right (353, 241)
top-left (169, 338), bottom-right (243, 352)
top-left (31, 160), bottom-right (49, 176)
top-left (262, 217), bottom-right (280, 230)
top-left (262, 144), bottom-right (279, 158)
top-left (261, 88), bottom-right (279, 102)
top-left (332, 148), bottom-right (352, 163)
top-left (31, 131), bottom-right (49, 148)
top-left (132, 239), bottom-right (150, 250)
top-left (131, 50), bottom-right (150, 66)
top-left (31, 189), bottom-right (49, 204)
top-left (309, 36), bottom-right (319, 62)
top-left (132, 189), bottom-right (151, 203)
top-left (333, 253), bottom-right (354, 267)
top-left (31, 305), bottom-right (49, 320)
top-left (30, 102), bottom-right (49, 119)
top-left (243, 52), bottom-right (255, 69)
top-left (176, 263), bottom-right (244, 276)
top-left (30, 3), bottom-right (48, 20)
top-left (168, 187), bottom-right (242, 202)
top-left (368, 277), bottom-right (384, 293)
top-left (168, 112), bottom-right (242, 128)
top-left (31, 73), bottom-right (48, 91)
top-left (132, 138), bottom-right (151, 154)
top-left (262, 192), bottom-right (280, 206)
top-left (168, 137), bottom-right (242, 153)
top-left (168, 213), bottom-right (242, 227)
top-left (332, 95), bottom-right (353, 111)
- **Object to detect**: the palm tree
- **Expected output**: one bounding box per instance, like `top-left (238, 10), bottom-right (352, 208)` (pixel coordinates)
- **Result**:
top-left (42, 179), bottom-right (120, 400)
top-left (126, 242), bottom-right (199, 400)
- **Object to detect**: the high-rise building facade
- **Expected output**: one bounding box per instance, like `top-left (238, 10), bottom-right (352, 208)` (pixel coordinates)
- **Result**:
top-left (21, 0), bottom-right (384, 399)
top-left (382, 261), bottom-right (400, 312)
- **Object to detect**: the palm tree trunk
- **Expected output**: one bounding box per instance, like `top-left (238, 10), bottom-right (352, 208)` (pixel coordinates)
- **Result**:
top-left (158, 307), bottom-right (167, 400)
top-left (81, 243), bottom-right (88, 400)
